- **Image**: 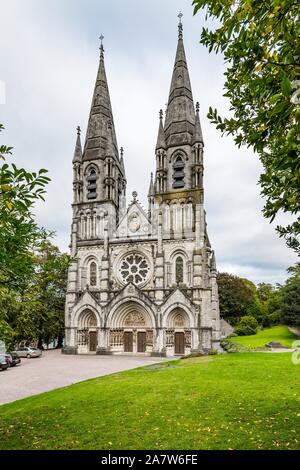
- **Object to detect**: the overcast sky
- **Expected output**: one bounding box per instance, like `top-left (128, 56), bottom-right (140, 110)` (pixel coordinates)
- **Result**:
top-left (0, 0), bottom-right (297, 284)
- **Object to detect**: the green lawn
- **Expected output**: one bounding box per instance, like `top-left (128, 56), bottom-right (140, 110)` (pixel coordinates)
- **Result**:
top-left (230, 326), bottom-right (298, 350)
top-left (0, 353), bottom-right (299, 450)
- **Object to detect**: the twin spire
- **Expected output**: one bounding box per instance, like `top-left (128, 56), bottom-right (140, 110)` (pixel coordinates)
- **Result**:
top-left (73, 15), bottom-right (204, 170)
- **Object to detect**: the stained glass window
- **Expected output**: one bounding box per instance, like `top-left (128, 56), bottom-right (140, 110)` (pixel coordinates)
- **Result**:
top-left (119, 253), bottom-right (150, 285)
top-left (90, 262), bottom-right (97, 287)
top-left (176, 256), bottom-right (184, 283)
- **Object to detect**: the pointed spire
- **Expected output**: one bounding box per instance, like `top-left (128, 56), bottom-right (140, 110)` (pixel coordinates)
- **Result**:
top-left (83, 37), bottom-right (119, 162)
top-left (120, 146), bottom-right (126, 176)
top-left (164, 14), bottom-right (195, 147)
top-left (72, 126), bottom-right (83, 163)
top-left (148, 172), bottom-right (155, 197)
top-left (211, 250), bottom-right (217, 271)
top-left (193, 102), bottom-right (204, 144)
top-left (156, 109), bottom-right (166, 150)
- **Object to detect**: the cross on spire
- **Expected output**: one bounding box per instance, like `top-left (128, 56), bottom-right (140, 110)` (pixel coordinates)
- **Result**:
top-left (178, 12), bottom-right (183, 39)
top-left (99, 34), bottom-right (104, 59)
top-left (77, 125), bottom-right (81, 136)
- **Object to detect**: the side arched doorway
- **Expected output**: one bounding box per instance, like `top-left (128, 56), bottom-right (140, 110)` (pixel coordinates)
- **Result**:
top-left (109, 302), bottom-right (154, 355)
top-left (165, 308), bottom-right (191, 356)
top-left (77, 310), bottom-right (99, 354)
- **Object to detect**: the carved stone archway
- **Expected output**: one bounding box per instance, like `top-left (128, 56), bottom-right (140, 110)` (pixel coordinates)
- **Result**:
top-left (109, 301), bottom-right (154, 354)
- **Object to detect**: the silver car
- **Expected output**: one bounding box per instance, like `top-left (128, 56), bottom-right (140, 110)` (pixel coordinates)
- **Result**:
top-left (15, 347), bottom-right (42, 358)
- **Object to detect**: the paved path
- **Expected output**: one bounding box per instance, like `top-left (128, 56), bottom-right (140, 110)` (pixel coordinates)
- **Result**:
top-left (0, 350), bottom-right (169, 406)
top-left (289, 326), bottom-right (300, 338)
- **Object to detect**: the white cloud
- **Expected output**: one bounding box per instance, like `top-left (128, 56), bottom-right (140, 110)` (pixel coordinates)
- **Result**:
top-left (0, 0), bottom-right (297, 284)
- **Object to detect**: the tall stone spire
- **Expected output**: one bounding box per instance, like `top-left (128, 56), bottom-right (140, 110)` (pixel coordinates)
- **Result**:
top-left (193, 102), bottom-right (204, 145)
top-left (164, 14), bottom-right (195, 147)
top-left (73, 126), bottom-right (83, 163)
top-left (148, 172), bottom-right (155, 197)
top-left (83, 36), bottom-right (119, 162)
top-left (156, 110), bottom-right (166, 150)
top-left (120, 146), bottom-right (125, 174)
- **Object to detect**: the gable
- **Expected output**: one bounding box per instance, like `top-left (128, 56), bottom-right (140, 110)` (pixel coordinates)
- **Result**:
top-left (161, 288), bottom-right (194, 311)
top-left (114, 201), bottom-right (154, 239)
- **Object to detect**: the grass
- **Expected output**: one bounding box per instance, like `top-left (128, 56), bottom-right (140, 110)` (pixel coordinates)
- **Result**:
top-left (0, 353), bottom-right (299, 450)
top-left (230, 326), bottom-right (298, 351)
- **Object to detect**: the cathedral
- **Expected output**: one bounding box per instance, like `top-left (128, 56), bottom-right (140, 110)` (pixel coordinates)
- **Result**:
top-left (63, 18), bottom-right (221, 356)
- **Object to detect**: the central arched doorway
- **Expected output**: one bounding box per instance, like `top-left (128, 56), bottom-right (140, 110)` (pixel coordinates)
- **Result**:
top-left (109, 302), bottom-right (154, 354)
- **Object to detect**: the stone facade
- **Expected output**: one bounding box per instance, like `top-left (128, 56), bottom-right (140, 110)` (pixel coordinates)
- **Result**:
top-left (63, 21), bottom-right (221, 357)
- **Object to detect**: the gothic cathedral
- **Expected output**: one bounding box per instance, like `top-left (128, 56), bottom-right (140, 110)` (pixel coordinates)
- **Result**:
top-left (63, 19), bottom-right (221, 356)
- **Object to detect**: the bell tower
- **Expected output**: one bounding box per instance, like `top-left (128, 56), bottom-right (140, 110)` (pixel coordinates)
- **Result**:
top-left (153, 15), bottom-right (204, 208)
top-left (70, 36), bottom-right (126, 253)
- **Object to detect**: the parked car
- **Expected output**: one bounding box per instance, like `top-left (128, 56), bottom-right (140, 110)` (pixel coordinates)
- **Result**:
top-left (5, 352), bottom-right (21, 367)
top-left (0, 354), bottom-right (9, 371)
top-left (4, 353), bottom-right (13, 366)
top-left (14, 347), bottom-right (42, 358)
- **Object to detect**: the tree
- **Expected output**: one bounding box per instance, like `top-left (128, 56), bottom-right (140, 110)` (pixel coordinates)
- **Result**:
top-left (257, 282), bottom-right (282, 325)
top-left (280, 264), bottom-right (300, 326)
top-left (0, 123), bottom-right (51, 347)
top-left (0, 124), bottom-right (50, 288)
top-left (11, 242), bottom-right (71, 348)
top-left (33, 242), bottom-right (71, 348)
top-left (217, 272), bottom-right (257, 323)
top-left (193, 0), bottom-right (300, 253)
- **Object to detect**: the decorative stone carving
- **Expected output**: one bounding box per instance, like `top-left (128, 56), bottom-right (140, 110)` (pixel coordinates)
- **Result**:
top-left (124, 312), bottom-right (146, 327)
top-left (128, 212), bottom-right (141, 233)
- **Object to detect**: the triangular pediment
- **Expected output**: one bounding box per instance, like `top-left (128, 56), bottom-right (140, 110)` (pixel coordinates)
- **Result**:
top-left (105, 282), bottom-right (152, 309)
top-left (162, 288), bottom-right (194, 311)
top-left (72, 288), bottom-right (101, 310)
top-left (114, 201), bottom-right (154, 238)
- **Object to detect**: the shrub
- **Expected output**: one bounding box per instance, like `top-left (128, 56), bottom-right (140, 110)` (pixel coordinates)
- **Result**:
top-left (208, 348), bottom-right (218, 356)
top-left (234, 315), bottom-right (259, 336)
top-left (220, 339), bottom-right (249, 353)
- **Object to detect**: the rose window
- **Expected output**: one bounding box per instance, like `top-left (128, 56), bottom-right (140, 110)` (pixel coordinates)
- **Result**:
top-left (119, 253), bottom-right (150, 285)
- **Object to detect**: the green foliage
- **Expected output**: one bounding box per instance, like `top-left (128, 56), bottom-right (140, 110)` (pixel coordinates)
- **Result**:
top-left (280, 263), bottom-right (300, 326)
top-left (2, 242), bottom-right (72, 348)
top-left (193, 0), bottom-right (300, 253)
top-left (234, 315), bottom-right (259, 336)
top-left (220, 338), bottom-right (249, 353)
top-left (0, 124), bottom-right (71, 348)
top-left (0, 124), bottom-right (51, 288)
top-left (217, 272), bottom-right (257, 323)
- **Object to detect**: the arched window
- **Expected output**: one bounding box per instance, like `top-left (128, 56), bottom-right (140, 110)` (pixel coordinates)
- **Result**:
top-left (87, 168), bottom-right (97, 200)
top-left (176, 256), bottom-right (184, 284)
top-left (173, 156), bottom-right (185, 189)
top-left (90, 262), bottom-right (97, 287)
